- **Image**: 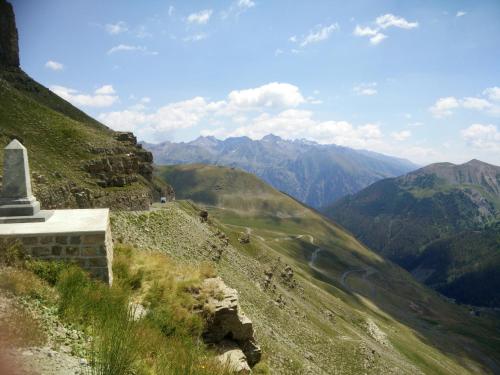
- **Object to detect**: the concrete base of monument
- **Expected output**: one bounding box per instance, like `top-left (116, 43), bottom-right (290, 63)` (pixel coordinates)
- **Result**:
top-left (0, 199), bottom-right (41, 217)
top-left (0, 209), bottom-right (114, 284)
top-left (0, 209), bottom-right (53, 224)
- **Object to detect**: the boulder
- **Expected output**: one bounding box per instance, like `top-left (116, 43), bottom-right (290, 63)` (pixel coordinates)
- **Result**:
top-left (199, 210), bottom-right (208, 223)
top-left (200, 277), bottom-right (262, 368)
top-left (238, 233), bottom-right (250, 244)
top-left (216, 340), bottom-right (251, 374)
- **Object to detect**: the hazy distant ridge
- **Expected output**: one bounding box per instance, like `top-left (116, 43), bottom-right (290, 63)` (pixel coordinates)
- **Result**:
top-left (144, 135), bottom-right (417, 208)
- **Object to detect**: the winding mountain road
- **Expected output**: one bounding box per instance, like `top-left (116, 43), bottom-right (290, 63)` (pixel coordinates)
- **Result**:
top-left (224, 222), bottom-right (378, 296)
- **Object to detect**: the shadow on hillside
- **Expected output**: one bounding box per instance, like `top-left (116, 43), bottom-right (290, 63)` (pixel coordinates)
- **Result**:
top-left (308, 239), bottom-right (500, 374)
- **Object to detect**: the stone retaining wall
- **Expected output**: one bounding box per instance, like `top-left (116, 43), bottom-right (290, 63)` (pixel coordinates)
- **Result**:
top-left (11, 226), bottom-right (113, 284)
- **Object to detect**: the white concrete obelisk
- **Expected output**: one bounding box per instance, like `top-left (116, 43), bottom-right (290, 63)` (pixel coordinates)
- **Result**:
top-left (0, 139), bottom-right (41, 217)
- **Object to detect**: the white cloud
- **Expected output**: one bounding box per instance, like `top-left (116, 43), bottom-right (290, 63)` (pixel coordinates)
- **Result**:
top-left (461, 97), bottom-right (492, 111)
top-left (353, 82), bottom-right (378, 96)
top-left (430, 89), bottom-right (500, 118)
top-left (375, 14), bottom-right (418, 29)
top-left (461, 124), bottom-right (500, 150)
top-left (98, 110), bottom-right (149, 131)
top-left (369, 33), bottom-right (387, 45)
top-left (354, 13), bottom-right (417, 45)
top-left (227, 82), bottom-right (304, 109)
top-left (353, 25), bottom-right (378, 37)
top-left (94, 85), bottom-right (116, 95)
top-left (391, 130), bottom-right (412, 141)
top-left (106, 97), bottom-right (208, 132)
top-left (105, 21), bottom-right (128, 35)
top-left (292, 24), bottom-right (339, 48)
top-left (301, 24), bottom-right (339, 47)
top-left (221, 0), bottom-right (255, 19)
top-left (237, 0), bottom-right (255, 9)
top-left (429, 97), bottom-right (460, 118)
top-left (183, 33), bottom-right (208, 42)
top-left (107, 44), bottom-right (158, 55)
top-left (98, 82), bottom-right (305, 139)
top-left (484, 87), bottom-right (500, 102)
top-left (45, 60), bottom-right (64, 71)
top-left (168, 5), bottom-right (175, 17)
top-left (50, 85), bottom-right (118, 108)
top-left (187, 9), bottom-right (213, 25)
top-left (456, 11), bottom-right (467, 17)
top-left (274, 48), bottom-right (284, 56)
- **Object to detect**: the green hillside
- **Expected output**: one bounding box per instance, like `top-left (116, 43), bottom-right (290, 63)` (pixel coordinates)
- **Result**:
top-left (155, 163), bottom-right (500, 374)
top-left (324, 160), bottom-right (500, 307)
top-left (0, 67), bottom-right (170, 210)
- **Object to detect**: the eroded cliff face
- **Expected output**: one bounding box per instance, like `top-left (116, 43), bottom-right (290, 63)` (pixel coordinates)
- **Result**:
top-left (28, 132), bottom-right (175, 210)
top-left (0, 0), bottom-right (19, 68)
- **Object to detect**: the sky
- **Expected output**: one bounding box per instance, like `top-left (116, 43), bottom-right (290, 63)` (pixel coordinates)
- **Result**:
top-left (11, 0), bottom-right (500, 165)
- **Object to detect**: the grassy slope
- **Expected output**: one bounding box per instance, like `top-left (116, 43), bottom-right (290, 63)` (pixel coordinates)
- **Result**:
top-left (323, 171), bottom-right (500, 307)
top-left (116, 163), bottom-right (500, 374)
top-left (0, 69), bottom-right (156, 207)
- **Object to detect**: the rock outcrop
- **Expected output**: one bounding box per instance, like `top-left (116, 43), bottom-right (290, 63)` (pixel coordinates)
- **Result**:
top-left (21, 132), bottom-right (174, 210)
top-left (84, 132), bottom-right (154, 188)
top-left (198, 277), bottom-right (261, 370)
top-left (215, 341), bottom-right (251, 374)
top-left (0, 0), bottom-right (19, 68)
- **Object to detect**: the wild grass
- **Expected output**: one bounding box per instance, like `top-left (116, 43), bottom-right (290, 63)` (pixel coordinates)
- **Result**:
top-left (0, 240), bottom-right (233, 375)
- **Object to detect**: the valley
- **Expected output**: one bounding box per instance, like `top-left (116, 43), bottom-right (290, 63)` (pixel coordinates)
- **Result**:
top-left (157, 163), bottom-right (500, 374)
top-left (324, 160), bottom-right (500, 307)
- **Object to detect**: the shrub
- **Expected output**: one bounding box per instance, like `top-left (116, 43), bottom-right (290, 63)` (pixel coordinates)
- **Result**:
top-left (0, 268), bottom-right (55, 303)
top-left (25, 260), bottom-right (69, 286)
top-left (0, 238), bottom-right (25, 266)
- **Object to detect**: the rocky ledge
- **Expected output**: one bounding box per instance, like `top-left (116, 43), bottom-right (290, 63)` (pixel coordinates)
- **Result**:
top-left (197, 277), bottom-right (261, 373)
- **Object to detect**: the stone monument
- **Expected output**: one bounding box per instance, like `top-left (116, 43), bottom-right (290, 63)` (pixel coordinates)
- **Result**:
top-left (0, 140), bottom-right (114, 284)
top-left (0, 139), bottom-right (51, 222)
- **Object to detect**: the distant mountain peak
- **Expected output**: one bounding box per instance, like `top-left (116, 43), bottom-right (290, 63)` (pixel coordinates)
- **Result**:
top-left (462, 158), bottom-right (494, 167)
top-left (403, 158), bottom-right (499, 195)
top-left (190, 135), bottom-right (220, 147)
top-left (261, 134), bottom-right (282, 142)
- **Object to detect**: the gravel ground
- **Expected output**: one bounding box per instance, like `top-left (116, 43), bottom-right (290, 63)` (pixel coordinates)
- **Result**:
top-left (0, 293), bottom-right (89, 375)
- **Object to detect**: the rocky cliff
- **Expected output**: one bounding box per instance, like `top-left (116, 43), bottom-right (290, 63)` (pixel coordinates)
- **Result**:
top-left (0, 0), bottom-right (19, 68)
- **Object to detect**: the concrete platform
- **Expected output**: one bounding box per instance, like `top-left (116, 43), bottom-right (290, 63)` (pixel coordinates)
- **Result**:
top-left (0, 209), bottom-right (110, 236)
top-left (0, 210), bottom-right (53, 224)
top-left (0, 208), bottom-right (113, 285)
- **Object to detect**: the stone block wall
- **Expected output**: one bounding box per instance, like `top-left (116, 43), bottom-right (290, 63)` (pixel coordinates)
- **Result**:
top-left (13, 228), bottom-right (113, 284)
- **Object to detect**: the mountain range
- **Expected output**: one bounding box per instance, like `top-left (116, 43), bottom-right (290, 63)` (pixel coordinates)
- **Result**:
top-left (3, 0), bottom-right (500, 372)
top-left (324, 159), bottom-right (500, 307)
top-left (144, 135), bottom-right (417, 208)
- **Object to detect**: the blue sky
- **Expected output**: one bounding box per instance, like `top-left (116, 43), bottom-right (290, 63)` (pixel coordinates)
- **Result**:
top-left (11, 0), bottom-right (500, 165)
